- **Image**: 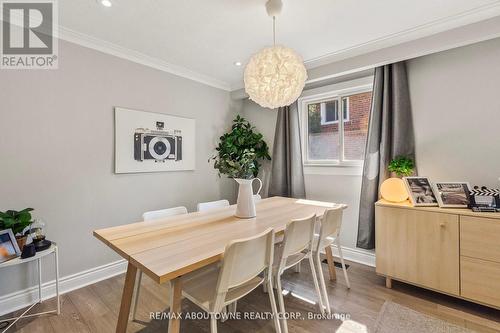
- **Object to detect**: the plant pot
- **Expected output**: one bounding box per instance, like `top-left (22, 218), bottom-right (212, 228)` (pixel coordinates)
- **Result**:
top-left (235, 178), bottom-right (262, 219)
top-left (16, 235), bottom-right (28, 251)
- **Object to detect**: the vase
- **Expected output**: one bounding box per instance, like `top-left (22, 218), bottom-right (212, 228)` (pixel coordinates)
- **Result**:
top-left (234, 178), bottom-right (263, 218)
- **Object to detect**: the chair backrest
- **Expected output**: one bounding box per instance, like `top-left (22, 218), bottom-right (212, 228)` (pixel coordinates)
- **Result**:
top-left (142, 206), bottom-right (188, 221)
top-left (280, 214), bottom-right (316, 264)
top-left (196, 199), bottom-right (230, 212)
top-left (215, 228), bottom-right (275, 301)
top-left (316, 207), bottom-right (343, 249)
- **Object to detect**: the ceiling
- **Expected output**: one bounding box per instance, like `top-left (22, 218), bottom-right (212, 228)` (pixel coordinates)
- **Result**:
top-left (59, 0), bottom-right (500, 90)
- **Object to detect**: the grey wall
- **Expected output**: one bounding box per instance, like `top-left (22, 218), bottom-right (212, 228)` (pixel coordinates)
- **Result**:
top-left (0, 40), bottom-right (237, 297)
top-left (408, 37), bottom-right (500, 188)
top-left (241, 37), bottom-right (500, 257)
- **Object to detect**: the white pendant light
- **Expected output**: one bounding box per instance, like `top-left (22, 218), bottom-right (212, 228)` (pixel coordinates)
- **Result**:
top-left (244, 0), bottom-right (307, 109)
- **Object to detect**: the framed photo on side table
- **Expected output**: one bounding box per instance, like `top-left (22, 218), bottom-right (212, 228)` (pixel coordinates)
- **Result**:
top-left (433, 182), bottom-right (471, 208)
top-left (0, 229), bottom-right (21, 264)
top-left (403, 177), bottom-right (439, 206)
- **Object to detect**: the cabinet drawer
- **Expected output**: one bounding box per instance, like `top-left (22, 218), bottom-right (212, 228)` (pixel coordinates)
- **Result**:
top-left (460, 216), bottom-right (500, 263)
top-left (461, 256), bottom-right (500, 308)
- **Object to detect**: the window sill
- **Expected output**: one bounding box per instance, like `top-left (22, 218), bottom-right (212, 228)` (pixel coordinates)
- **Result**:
top-left (303, 164), bottom-right (364, 176)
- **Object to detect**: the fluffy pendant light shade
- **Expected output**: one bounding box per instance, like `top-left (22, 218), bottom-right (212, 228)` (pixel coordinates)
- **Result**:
top-left (244, 45), bottom-right (307, 109)
top-left (244, 0), bottom-right (307, 109)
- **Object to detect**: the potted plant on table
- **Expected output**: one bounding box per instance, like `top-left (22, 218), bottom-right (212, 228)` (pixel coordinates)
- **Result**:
top-left (210, 115), bottom-right (271, 218)
top-left (0, 208), bottom-right (34, 251)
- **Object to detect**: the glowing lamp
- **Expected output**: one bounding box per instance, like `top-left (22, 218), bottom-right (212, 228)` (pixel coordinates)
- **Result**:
top-left (380, 178), bottom-right (409, 203)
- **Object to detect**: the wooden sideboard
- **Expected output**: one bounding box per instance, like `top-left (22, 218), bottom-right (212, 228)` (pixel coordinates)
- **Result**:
top-left (375, 200), bottom-right (500, 309)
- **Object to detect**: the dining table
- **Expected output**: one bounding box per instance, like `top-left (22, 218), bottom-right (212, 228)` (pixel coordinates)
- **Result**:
top-left (93, 196), bottom-right (346, 333)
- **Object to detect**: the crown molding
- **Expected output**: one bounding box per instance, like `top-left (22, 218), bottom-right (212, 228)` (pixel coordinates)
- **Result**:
top-left (303, 1), bottom-right (500, 69)
top-left (58, 26), bottom-right (232, 91)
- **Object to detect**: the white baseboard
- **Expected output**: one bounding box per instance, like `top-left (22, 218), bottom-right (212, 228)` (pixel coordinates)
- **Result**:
top-left (324, 245), bottom-right (376, 267)
top-left (0, 259), bottom-right (127, 316)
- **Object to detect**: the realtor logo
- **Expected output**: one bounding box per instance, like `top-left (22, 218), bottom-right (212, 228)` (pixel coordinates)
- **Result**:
top-left (1, 0), bottom-right (58, 69)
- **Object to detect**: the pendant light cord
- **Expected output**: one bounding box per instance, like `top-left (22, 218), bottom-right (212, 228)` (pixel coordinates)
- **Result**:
top-left (273, 16), bottom-right (276, 46)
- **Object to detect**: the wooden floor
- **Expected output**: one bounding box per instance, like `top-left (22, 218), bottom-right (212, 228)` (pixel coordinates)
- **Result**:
top-left (2, 259), bottom-right (500, 333)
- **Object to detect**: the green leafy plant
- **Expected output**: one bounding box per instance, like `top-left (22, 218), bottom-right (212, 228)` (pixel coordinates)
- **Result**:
top-left (210, 115), bottom-right (271, 179)
top-left (0, 208), bottom-right (34, 235)
top-left (388, 156), bottom-right (415, 177)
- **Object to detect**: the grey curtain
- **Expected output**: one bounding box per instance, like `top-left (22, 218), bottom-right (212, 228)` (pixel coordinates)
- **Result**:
top-left (269, 102), bottom-right (306, 198)
top-left (357, 62), bottom-right (416, 249)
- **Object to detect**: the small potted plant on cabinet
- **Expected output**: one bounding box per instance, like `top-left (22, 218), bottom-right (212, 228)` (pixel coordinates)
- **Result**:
top-left (0, 208), bottom-right (34, 250)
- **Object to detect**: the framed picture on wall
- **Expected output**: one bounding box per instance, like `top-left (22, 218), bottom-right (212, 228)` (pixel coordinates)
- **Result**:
top-left (403, 177), bottom-right (438, 206)
top-left (433, 182), bottom-right (471, 208)
top-left (0, 229), bottom-right (21, 264)
top-left (114, 107), bottom-right (196, 174)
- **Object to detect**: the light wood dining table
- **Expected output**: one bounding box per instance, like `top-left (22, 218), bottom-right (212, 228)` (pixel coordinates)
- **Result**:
top-left (93, 196), bottom-right (345, 333)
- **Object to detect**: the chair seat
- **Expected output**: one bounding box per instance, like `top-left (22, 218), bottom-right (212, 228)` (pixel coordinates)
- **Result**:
top-left (182, 264), bottom-right (263, 311)
top-left (272, 247), bottom-right (307, 275)
top-left (312, 234), bottom-right (336, 251)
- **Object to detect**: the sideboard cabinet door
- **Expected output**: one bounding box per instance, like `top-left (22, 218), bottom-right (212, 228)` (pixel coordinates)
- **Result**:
top-left (375, 206), bottom-right (460, 295)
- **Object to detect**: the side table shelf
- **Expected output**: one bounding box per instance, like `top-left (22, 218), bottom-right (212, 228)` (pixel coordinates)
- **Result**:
top-left (0, 243), bottom-right (60, 333)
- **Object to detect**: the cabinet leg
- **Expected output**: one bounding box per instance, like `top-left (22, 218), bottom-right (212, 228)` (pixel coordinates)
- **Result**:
top-left (385, 277), bottom-right (392, 289)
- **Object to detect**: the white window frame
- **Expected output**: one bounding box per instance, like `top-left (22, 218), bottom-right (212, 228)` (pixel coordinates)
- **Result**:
top-left (320, 97), bottom-right (350, 125)
top-left (299, 84), bottom-right (373, 168)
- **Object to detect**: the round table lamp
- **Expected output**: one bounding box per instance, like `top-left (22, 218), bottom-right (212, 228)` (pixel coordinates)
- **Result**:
top-left (380, 178), bottom-right (409, 203)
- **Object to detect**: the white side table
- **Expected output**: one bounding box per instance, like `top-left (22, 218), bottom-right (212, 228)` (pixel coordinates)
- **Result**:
top-left (0, 243), bottom-right (60, 333)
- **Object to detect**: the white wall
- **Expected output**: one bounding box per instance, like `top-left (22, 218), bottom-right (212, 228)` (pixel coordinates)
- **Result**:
top-left (408, 37), bottom-right (500, 188)
top-left (0, 40), bottom-right (237, 301)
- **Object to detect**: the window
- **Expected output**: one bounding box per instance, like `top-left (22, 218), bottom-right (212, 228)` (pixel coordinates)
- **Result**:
top-left (300, 86), bottom-right (373, 166)
top-left (320, 98), bottom-right (349, 125)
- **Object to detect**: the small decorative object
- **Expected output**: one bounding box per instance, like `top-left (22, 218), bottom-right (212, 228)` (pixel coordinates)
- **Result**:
top-left (380, 178), bottom-right (409, 203)
top-left (30, 219), bottom-right (52, 252)
top-left (244, 0), bottom-right (307, 109)
top-left (403, 177), bottom-right (438, 206)
top-left (20, 243), bottom-right (36, 259)
top-left (433, 182), bottom-right (471, 208)
top-left (114, 107), bottom-right (196, 174)
top-left (380, 156), bottom-right (415, 203)
top-left (468, 186), bottom-right (500, 212)
top-left (0, 208), bottom-right (34, 251)
top-left (210, 115), bottom-right (271, 218)
top-left (0, 229), bottom-right (21, 263)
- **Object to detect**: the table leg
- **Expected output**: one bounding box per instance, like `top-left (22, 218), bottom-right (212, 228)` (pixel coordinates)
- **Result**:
top-left (168, 277), bottom-right (183, 333)
top-left (325, 246), bottom-right (337, 281)
top-left (55, 247), bottom-right (60, 314)
top-left (37, 258), bottom-right (42, 302)
top-left (116, 262), bottom-right (137, 333)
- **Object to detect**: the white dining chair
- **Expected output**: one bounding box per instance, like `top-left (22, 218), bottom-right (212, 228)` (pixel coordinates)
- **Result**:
top-left (273, 214), bottom-right (324, 333)
top-left (131, 206), bottom-right (188, 321)
top-left (197, 199), bottom-right (230, 212)
top-left (313, 207), bottom-right (350, 316)
top-left (142, 206), bottom-right (188, 221)
top-left (181, 228), bottom-right (281, 333)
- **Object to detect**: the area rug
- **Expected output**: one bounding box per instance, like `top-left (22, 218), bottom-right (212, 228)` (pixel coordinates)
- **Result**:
top-left (373, 301), bottom-right (476, 333)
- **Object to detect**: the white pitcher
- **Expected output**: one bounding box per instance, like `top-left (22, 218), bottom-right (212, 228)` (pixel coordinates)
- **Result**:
top-left (234, 178), bottom-right (262, 218)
